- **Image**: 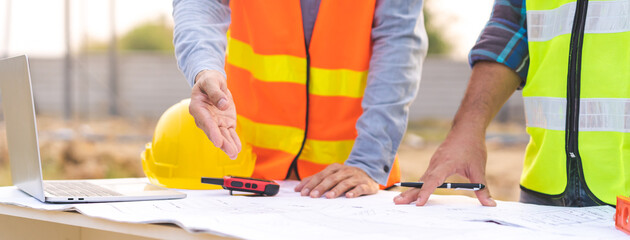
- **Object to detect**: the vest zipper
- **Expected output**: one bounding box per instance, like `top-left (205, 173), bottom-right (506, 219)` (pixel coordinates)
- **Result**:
top-left (285, 43), bottom-right (311, 180)
top-left (565, 0), bottom-right (603, 205)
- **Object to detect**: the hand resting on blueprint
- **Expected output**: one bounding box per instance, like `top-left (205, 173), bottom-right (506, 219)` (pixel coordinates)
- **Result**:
top-left (295, 163), bottom-right (379, 199)
top-left (393, 62), bottom-right (521, 207)
top-left (190, 69), bottom-right (241, 159)
top-left (393, 127), bottom-right (496, 207)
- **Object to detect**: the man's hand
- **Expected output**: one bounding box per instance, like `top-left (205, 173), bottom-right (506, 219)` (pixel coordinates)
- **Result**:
top-left (294, 163), bottom-right (379, 198)
top-left (189, 70), bottom-right (241, 159)
top-left (393, 62), bottom-right (520, 207)
top-left (393, 128), bottom-right (496, 207)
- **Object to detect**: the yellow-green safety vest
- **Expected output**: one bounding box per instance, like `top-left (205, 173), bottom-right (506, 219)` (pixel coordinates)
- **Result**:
top-left (522, 0), bottom-right (630, 205)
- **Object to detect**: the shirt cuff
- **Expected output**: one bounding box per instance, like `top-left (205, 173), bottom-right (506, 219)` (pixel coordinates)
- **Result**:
top-left (182, 53), bottom-right (226, 87)
top-left (345, 159), bottom-right (393, 186)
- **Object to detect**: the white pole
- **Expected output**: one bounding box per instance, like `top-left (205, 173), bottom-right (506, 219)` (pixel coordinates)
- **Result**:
top-left (108, 0), bottom-right (119, 116)
top-left (63, 0), bottom-right (73, 120)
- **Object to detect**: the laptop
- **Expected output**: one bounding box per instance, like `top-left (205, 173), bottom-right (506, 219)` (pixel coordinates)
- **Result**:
top-left (0, 55), bottom-right (186, 203)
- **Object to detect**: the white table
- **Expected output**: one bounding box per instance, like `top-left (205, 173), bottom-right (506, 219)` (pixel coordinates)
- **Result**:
top-left (0, 180), bottom-right (626, 240)
top-left (0, 203), bottom-right (231, 240)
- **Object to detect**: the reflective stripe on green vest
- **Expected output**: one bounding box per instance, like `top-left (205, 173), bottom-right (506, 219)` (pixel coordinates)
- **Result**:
top-left (523, 0), bottom-right (630, 205)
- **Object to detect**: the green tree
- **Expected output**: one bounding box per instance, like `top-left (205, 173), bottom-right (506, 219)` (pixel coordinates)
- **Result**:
top-left (424, 1), bottom-right (451, 55)
top-left (82, 18), bottom-right (174, 53)
top-left (119, 20), bottom-right (174, 52)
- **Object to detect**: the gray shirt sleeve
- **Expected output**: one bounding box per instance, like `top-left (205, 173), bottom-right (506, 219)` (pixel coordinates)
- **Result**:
top-left (173, 0), bottom-right (230, 87)
top-left (344, 0), bottom-right (428, 185)
top-left (172, 0), bottom-right (428, 185)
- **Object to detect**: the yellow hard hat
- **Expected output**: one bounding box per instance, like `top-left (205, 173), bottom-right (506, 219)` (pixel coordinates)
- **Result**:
top-left (142, 98), bottom-right (255, 190)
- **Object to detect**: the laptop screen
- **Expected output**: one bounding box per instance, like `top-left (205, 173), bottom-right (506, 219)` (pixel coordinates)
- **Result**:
top-left (0, 55), bottom-right (46, 202)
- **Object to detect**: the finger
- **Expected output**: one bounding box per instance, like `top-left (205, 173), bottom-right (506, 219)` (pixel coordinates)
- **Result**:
top-left (190, 102), bottom-right (224, 149)
top-left (294, 176), bottom-right (312, 192)
top-left (218, 75), bottom-right (229, 92)
top-left (301, 164), bottom-right (343, 197)
top-left (345, 183), bottom-right (377, 198)
top-left (199, 76), bottom-right (229, 110)
top-left (207, 123), bottom-right (225, 150)
top-left (474, 187), bottom-right (496, 207)
top-left (229, 128), bottom-right (242, 156)
top-left (311, 169), bottom-right (353, 198)
top-left (393, 188), bottom-right (422, 204)
top-left (220, 127), bottom-right (237, 159)
top-left (415, 163), bottom-right (453, 206)
top-left (302, 172), bottom-right (331, 197)
top-left (323, 174), bottom-right (356, 199)
top-left (415, 177), bottom-right (444, 206)
top-left (301, 174), bottom-right (328, 197)
top-left (468, 170), bottom-right (496, 207)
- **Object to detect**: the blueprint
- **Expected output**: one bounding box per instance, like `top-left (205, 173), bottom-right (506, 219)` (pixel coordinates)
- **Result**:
top-left (0, 179), bottom-right (625, 240)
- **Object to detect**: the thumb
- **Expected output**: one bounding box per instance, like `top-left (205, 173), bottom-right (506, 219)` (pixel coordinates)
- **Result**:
top-left (197, 71), bottom-right (230, 110)
top-left (474, 186), bottom-right (496, 207)
top-left (469, 173), bottom-right (496, 207)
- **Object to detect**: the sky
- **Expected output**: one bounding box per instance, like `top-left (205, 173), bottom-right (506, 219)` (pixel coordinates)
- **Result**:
top-left (427, 0), bottom-right (494, 58)
top-left (0, 0), bottom-right (494, 60)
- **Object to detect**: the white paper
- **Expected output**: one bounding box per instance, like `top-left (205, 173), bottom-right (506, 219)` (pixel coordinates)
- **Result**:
top-left (0, 179), bottom-right (625, 240)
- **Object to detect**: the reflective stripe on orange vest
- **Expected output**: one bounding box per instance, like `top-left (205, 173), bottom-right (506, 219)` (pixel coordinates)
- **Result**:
top-left (227, 0), bottom-right (400, 188)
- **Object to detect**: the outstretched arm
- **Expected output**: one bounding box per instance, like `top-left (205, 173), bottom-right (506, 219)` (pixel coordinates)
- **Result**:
top-left (173, 0), bottom-right (241, 158)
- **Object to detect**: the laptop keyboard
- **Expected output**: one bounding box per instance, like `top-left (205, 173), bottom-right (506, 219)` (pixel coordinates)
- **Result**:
top-left (44, 182), bottom-right (123, 197)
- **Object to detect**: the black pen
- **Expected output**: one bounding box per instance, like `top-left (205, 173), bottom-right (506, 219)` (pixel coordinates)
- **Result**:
top-left (395, 182), bottom-right (485, 191)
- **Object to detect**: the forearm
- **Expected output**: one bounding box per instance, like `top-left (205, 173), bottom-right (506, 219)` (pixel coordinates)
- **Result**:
top-left (345, 0), bottom-right (428, 185)
top-left (173, 0), bottom-right (230, 87)
top-left (450, 61), bottom-right (521, 137)
top-left (394, 64), bottom-right (513, 207)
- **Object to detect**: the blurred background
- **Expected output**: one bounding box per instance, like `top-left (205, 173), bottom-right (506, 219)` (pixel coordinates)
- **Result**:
top-left (0, 0), bottom-right (528, 201)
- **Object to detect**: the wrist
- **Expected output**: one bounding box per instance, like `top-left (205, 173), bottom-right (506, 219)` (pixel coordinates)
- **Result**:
top-left (449, 120), bottom-right (487, 141)
top-left (194, 70), bottom-right (208, 85)
top-left (194, 69), bottom-right (224, 85)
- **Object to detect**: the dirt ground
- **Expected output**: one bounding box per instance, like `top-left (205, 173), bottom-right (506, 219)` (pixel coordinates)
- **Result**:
top-left (0, 118), bottom-right (527, 202)
top-left (0, 117), bottom-right (151, 185)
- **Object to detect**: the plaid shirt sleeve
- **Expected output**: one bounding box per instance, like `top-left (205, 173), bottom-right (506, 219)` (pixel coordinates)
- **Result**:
top-left (469, 0), bottom-right (529, 85)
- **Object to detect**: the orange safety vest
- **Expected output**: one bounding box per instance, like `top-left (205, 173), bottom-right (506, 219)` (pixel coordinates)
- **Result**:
top-left (226, 0), bottom-right (400, 188)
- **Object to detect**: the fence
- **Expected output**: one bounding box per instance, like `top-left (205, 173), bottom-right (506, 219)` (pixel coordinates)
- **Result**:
top-left (11, 54), bottom-right (525, 122)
